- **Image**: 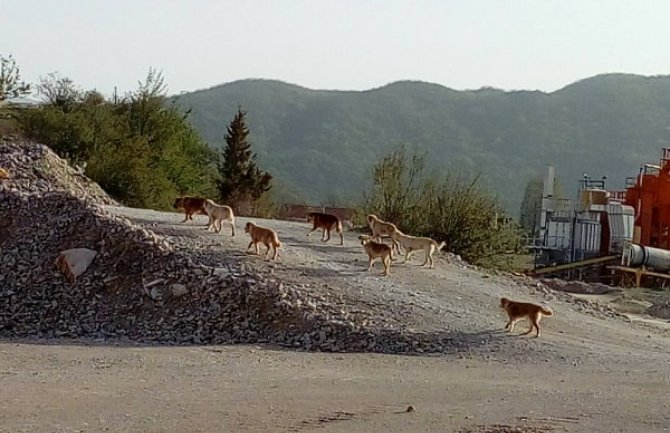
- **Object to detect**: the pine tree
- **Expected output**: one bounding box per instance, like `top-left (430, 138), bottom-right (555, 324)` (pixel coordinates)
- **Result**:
top-left (217, 108), bottom-right (272, 211)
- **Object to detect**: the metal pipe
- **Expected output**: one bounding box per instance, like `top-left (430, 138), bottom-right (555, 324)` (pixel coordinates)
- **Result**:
top-left (623, 243), bottom-right (670, 272)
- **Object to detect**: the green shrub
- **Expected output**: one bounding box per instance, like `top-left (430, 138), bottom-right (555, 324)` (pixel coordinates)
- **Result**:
top-left (362, 147), bottom-right (522, 265)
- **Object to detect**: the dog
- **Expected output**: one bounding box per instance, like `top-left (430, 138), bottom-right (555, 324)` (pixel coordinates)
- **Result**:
top-left (500, 297), bottom-right (554, 338)
top-left (358, 234), bottom-right (393, 276)
top-left (203, 199), bottom-right (235, 236)
top-left (391, 230), bottom-right (445, 269)
top-left (173, 196), bottom-right (207, 223)
top-left (245, 222), bottom-right (281, 260)
top-left (0, 168), bottom-right (10, 180)
top-left (366, 214), bottom-right (400, 253)
top-left (306, 212), bottom-right (343, 245)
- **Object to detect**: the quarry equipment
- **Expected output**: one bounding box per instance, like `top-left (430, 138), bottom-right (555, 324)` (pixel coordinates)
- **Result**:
top-left (532, 166), bottom-right (635, 276)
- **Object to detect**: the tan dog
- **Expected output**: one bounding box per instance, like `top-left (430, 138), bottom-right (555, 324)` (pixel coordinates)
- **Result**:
top-left (173, 196), bottom-right (207, 223)
top-left (306, 212), bottom-right (343, 245)
top-left (500, 297), bottom-right (554, 338)
top-left (245, 222), bottom-right (281, 260)
top-left (391, 230), bottom-right (445, 268)
top-left (366, 214), bottom-right (400, 253)
top-left (0, 168), bottom-right (10, 180)
top-left (358, 234), bottom-right (393, 276)
top-left (203, 199), bottom-right (235, 236)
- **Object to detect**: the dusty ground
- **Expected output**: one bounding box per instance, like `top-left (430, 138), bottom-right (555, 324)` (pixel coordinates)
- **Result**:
top-left (2, 207), bottom-right (670, 432)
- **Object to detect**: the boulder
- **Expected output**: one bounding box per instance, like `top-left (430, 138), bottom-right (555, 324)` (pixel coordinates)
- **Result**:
top-left (55, 248), bottom-right (97, 284)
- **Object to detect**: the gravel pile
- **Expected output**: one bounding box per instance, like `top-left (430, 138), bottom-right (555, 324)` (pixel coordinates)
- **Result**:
top-left (1, 139), bottom-right (486, 354)
top-left (0, 138), bottom-right (117, 205)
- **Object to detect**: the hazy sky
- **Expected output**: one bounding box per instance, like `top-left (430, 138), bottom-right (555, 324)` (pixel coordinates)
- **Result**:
top-left (2, 0), bottom-right (669, 96)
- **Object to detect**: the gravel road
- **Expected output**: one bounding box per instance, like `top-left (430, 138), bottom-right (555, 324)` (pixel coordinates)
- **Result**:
top-left (2, 206), bottom-right (670, 432)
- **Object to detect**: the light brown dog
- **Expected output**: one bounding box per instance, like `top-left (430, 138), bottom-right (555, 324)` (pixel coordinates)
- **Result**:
top-left (306, 212), bottom-right (343, 245)
top-left (366, 214), bottom-right (400, 253)
top-left (391, 230), bottom-right (446, 268)
top-left (0, 168), bottom-right (10, 180)
top-left (500, 297), bottom-right (554, 338)
top-left (359, 234), bottom-right (393, 276)
top-left (245, 221), bottom-right (281, 260)
top-left (173, 196), bottom-right (207, 223)
top-left (204, 199), bottom-right (235, 236)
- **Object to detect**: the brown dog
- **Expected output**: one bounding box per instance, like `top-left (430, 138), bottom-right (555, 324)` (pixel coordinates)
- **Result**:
top-left (359, 234), bottom-right (393, 276)
top-left (366, 214), bottom-right (400, 253)
top-left (173, 196), bottom-right (207, 223)
top-left (500, 297), bottom-right (554, 337)
top-left (306, 212), bottom-right (344, 245)
top-left (245, 222), bottom-right (281, 260)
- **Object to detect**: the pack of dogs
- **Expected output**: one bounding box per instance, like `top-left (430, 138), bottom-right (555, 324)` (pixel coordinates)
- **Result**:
top-left (173, 196), bottom-right (555, 338)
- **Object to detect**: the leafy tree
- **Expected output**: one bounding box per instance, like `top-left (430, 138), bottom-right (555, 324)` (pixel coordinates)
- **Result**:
top-left (217, 108), bottom-right (272, 212)
top-left (16, 69), bottom-right (217, 209)
top-left (37, 72), bottom-right (81, 111)
top-left (0, 54), bottom-right (31, 102)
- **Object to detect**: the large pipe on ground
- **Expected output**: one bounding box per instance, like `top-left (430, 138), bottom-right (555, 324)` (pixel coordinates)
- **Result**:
top-left (622, 243), bottom-right (670, 272)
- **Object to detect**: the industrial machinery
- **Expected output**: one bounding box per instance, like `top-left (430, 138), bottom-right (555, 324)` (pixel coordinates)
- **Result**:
top-left (532, 165), bottom-right (634, 275)
top-left (623, 148), bottom-right (670, 248)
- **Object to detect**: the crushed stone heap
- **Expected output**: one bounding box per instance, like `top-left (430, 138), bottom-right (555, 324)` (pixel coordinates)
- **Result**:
top-left (0, 138), bottom-right (117, 205)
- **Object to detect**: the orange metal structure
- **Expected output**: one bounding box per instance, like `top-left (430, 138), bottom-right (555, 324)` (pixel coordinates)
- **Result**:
top-left (624, 148), bottom-right (670, 248)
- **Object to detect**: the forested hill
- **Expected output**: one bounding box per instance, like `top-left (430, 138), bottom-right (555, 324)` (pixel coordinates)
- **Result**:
top-left (175, 73), bottom-right (670, 213)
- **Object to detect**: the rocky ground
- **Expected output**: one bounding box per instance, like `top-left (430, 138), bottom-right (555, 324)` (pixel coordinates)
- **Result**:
top-left (2, 139), bottom-right (670, 432)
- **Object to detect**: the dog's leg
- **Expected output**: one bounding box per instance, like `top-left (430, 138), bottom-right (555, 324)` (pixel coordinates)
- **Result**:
top-left (403, 248), bottom-right (412, 264)
top-left (230, 221), bottom-right (235, 237)
top-left (367, 257), bottom-right (374, 271)
top-left (422, 248), bottom-right (435, 268)
top-left (264, 243), bottom-right (271, 258)
top-left (521, 318), bottom-right (534, 336)
top-left (323, 228), bottom-right (331, 243)
top-left (392, 239), bottom-right (401, 255)
top-left (420, 248), bottom-right (430, 267)
top-left (306, 227), bottom-right (318, 237)
top-left (338, 231), bottom-right (344, 246)
top-left (182, 212), bottom-right (189, 223)
top-left (508, 319), bottom-right (518, 333)
top-left (254, 243), bottom-right (261, 255)
top-left (533, 313), bottom-right (542, 337)
top-left (382, 257), bottom-right (390, 275)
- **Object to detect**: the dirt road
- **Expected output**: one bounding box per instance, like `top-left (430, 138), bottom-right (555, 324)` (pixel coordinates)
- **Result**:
top-left (2, 207), bottom-right (670, 432)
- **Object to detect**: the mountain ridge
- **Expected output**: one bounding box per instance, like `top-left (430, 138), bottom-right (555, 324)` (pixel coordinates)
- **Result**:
top-left (175, 73), bottom-right (670, 213)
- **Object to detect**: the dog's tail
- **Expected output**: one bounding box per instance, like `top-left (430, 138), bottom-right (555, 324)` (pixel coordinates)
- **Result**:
top-left (540, 306), bottom-right (553, 316)
top-left (336, 219), bottom-right (343, 233)
top-left (274, 234), bottom-right (282, 248)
